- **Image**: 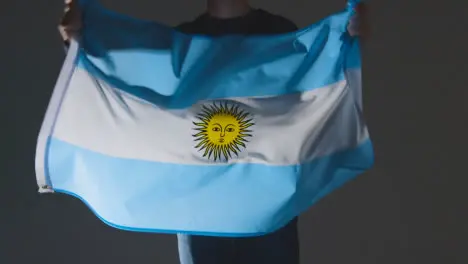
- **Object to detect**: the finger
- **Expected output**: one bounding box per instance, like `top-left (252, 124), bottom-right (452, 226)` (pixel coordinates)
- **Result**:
top-left (59, 24), bottom-right (81, 32)
top-left (60, 10), bottom-right (73, 25)
top-left (64, 0), bottom-right (78, 14)
top-left (60, 5), bottom-right (80, 26)
top-left (58, 24), bottom-right (78, 34)
top-left (58, 25), bottom-right (79, 39)
top-left (58, 27), bottom-right (71, 41)
top-left (68, 0), bottom-right (78, 9)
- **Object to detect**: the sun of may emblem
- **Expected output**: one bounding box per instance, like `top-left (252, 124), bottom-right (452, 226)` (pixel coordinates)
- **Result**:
top-left (192, 102), bottom-right (254, 161)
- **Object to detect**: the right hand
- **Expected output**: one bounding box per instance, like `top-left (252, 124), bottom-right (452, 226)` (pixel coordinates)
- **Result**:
top-left (58, 0), bottom-right (82, 43)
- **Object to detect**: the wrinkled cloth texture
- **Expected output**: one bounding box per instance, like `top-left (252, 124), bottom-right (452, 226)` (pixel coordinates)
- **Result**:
top-left (35, 0), bottom-right (372, 237)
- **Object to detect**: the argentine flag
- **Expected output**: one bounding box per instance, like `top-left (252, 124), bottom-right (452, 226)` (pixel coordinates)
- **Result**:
top-left (35, 0), bottom-right (373, 236)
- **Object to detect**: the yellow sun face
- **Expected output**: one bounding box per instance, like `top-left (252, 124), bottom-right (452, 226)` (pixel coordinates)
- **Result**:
top-left (193, 102), bottom-right (254, 161)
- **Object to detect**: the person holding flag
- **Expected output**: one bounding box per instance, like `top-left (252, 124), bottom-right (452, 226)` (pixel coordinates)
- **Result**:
top-left (56, 0), bottom-right (369, 264)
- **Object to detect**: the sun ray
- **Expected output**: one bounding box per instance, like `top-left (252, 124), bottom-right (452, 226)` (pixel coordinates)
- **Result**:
top-left (222, 146), bottom-right (229, 160)
top-left (195, 139), bottom-right (209, 148)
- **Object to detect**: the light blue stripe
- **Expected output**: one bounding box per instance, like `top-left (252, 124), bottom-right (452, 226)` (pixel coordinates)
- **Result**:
top-left (76, 2), bottom-right (360, 109)
top-left (47, 137), bottom-right (373, 236)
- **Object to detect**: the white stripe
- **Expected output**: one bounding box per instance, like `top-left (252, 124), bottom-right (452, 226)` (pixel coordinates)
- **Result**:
top-left (52, 66), bottom-right (367, 166)
top-left (35, 40), bottom-right (80, 193)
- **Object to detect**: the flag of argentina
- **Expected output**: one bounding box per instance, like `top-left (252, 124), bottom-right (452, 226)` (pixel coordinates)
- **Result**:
top-left (35, 1), bottom-right (373, 236)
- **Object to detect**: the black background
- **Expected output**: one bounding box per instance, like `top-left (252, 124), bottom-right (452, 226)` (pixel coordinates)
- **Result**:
top-left (1, 0), bottom-right (467, 263)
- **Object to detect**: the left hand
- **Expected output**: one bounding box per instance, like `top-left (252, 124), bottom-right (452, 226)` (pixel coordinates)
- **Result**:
top-left (347, 2), bottom-right (369, 37)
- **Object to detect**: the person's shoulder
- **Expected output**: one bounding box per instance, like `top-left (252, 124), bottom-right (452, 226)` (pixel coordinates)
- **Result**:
top-left (253, 9), bottom-right (298, 32)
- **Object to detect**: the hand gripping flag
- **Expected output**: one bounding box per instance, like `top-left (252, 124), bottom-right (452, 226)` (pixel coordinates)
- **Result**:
top-left (35, 0), bottom-right (373, 236)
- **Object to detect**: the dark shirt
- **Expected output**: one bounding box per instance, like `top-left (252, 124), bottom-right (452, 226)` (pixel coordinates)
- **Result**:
top-left (176, 9), bottom-right (297, 36)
